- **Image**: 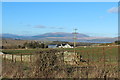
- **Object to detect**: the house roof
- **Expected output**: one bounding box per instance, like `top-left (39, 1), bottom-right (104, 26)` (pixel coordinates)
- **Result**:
top-left (56, 44), bottom-right (61, 47)
top-left (70, 44), bottom-right (74, 46)
top-left (48, 43), bottom-right (73, 47)
top-left (58, 44), bottom-right (72, 46)
top-left (62, 44), bottom-right (66, 46)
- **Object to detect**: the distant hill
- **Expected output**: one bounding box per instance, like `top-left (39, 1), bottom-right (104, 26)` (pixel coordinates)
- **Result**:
top-left (1, 33), bottom-right (33, 40)
top-left (1, 32), bottom-right (118, 43)
top-left (1, 32), bottom-right (89, 40)
top-left (33, 32), bottom-right (89, 38)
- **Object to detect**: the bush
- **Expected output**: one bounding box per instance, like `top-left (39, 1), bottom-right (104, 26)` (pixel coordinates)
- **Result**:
top-left (115, 40), bottom-right (120, 45)
top-left (23, 41), bottom-right (47, 49)
top-left (32, 50), bottom-right (66, 78)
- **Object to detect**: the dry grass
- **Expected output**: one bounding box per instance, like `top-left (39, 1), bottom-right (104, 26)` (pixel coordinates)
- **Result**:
top-left (1, 46), bottom-right (119, 79)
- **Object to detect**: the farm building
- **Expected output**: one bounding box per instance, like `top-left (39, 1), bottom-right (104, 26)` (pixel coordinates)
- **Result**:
top-left (48, 44), bottom-right (73, 48)
top-left (58, 44), bottom-right (73, 48)
top-left (0, 52), bottom-right (3, 55)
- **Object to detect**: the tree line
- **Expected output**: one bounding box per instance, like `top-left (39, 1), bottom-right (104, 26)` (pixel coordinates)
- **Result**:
top-left (23, 41), bottom-right (48, 49)
top-left (2, 41), bottom-right (48, 49)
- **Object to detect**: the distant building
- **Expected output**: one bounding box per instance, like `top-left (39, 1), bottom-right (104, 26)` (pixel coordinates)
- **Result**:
top-left (48, 44), bottom-right (73, 48)
top-left (0, 52), bottom-right (4, 55)
top-left (58, 44), bottom-right (73, 48)
top-left (48, 44), bottom-right (58, 48)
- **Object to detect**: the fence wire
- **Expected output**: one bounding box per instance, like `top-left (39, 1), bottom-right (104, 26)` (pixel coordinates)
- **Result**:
top-left (1, 47), bottom-right (119, 79)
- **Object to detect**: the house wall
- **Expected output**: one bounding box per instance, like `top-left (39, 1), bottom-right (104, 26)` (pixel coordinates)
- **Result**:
top-left (58, 44), bottom-right (73, 48)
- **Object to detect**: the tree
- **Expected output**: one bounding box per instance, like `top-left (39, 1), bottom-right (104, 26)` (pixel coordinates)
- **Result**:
top-left (41, 43), bottom-right (45, 48)
top-left (23, 41), bottom-right (46, 49)
top-left (115, 41), bottom-right (120, 45)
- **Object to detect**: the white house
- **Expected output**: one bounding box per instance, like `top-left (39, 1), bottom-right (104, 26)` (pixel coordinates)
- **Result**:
top-left (58, 44), bottom-right (73, 48)
top-left (0, 52), bottom-right (3, 55)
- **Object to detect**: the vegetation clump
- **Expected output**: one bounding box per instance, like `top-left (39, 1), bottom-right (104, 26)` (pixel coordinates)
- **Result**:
top-left (23, 41), bottom-right (48, 49)
top-left (114, 40), bottom-right (120, 45)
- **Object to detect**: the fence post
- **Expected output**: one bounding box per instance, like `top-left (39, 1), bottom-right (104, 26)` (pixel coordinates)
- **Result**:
top-left (87, 51), bottom-right (89, 79)
top-left (12, 54), bottom-right (14, 62)
top-left (103, 47), bottom-right (106, 79)
top-left (118, 46), bottom-right (120, 79)
top-left (15, 58), bottom-right (16, 63)
top-left (21, 54), bottom-right (22, 62)
top-left (30, 55), bottom-right (32, 63)
top-left (4, 54), bottom-right (6, 60)
top-left (62, 52), bottom-right (64, 64)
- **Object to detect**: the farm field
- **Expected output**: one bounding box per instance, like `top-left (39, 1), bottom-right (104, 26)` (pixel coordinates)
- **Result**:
top-left (2, 46), bottom-right (118, 63)
top-left (62, 46), bottom-right (118, 62)
top-left (1, 45), bottom-right (119, 78)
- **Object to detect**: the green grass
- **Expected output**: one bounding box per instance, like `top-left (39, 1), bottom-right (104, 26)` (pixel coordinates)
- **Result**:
top-left (2, 49), bottom-right (36, 55)
top-left (2, 46), bottom-right (118, 62)
top-left (58, 46), bottom-right (118, 62)
top-left (2, 48), bottom-right (57, 55)
top-left (2, 46), bottom-right (119, 78)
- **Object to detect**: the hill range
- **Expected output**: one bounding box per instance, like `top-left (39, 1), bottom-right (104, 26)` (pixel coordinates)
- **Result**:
top-left (1, 32), bottom-right (118, 43)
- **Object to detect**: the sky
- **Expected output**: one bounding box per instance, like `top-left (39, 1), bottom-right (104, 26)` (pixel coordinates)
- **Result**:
top-left (2, 2), bottom-right (118, 37)
top-left (1, 0), bottom-right (119, 2)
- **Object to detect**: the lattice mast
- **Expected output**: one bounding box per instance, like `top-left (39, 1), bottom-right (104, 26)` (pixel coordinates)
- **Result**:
top-left (72, 28), bottom-right (78, 54)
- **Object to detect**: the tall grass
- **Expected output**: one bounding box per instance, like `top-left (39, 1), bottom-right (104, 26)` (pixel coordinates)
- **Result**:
top-left (2, 46), bottom-right (119, 78)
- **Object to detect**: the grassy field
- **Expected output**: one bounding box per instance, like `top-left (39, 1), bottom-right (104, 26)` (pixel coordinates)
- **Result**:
top-left (1, 46), bottom-right (119, 78)
top-left (61, 46), bottom-right (118, 62)
top-left (2, 49), bottom-right (36, 55)
top-left (2, 46), bottom-right (118, 61)
top-left (2, 48), bottom-right (54, 55)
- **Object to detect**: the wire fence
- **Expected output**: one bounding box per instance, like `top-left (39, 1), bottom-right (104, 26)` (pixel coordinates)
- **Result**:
top-left (2, 47), bottom-right (119, 79)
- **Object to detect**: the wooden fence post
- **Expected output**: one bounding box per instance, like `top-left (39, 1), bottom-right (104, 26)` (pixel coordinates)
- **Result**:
top-left (4, 54), bottom-right (6, 60)
top-left (14, 57), bottom-right (16, 63)
top-left (87, 51), bottom-right (89, 79)
top-left (62, 52), bottom-right (64, 64)
top-left (103, 47), bottom-right (107, 79)
top-left (21, 54), bottom-right (22, 62)
top-left (12, 54), bottom-right (14, 62)
top-left (30, 55), bottom-right (32, 63)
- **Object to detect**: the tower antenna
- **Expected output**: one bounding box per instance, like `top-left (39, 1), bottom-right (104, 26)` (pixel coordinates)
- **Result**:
top-left (72, 28), bottom-right (78, 54)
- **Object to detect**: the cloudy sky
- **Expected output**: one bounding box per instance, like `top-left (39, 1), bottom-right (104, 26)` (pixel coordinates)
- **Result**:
top-left (2, 2), bottom-right (118, 37)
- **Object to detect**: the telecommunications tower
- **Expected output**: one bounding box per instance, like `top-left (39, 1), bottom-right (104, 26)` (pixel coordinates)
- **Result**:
top-left (72, 28), bottom-right (78, 54)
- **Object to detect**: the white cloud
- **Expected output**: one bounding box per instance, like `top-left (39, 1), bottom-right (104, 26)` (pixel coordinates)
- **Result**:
top-left (34, 25), bottom-right (46, 28)
top-left (107, 7), bottom-right (119, 13)
top-left (34, 25), bottom-right (64, 29)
